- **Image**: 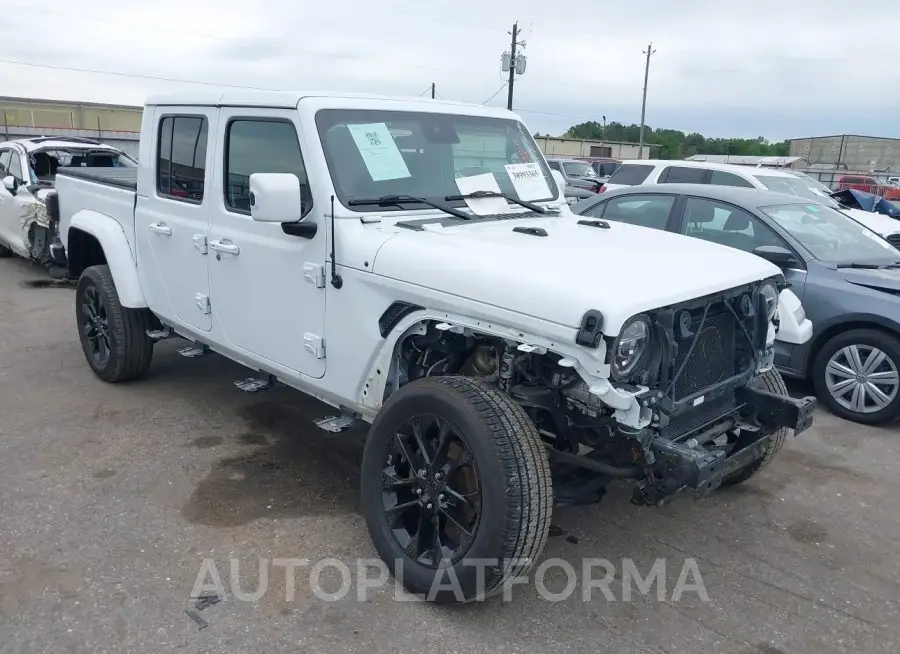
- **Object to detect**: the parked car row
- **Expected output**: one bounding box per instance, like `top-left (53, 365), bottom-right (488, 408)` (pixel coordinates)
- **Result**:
top-left (5, 91), bottom-right (818, 604)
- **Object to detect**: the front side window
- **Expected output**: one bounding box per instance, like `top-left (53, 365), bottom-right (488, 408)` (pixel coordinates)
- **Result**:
top-left (606, 163), bottom-right (653, 186)
top-left (602, 194), bottom-right (676, 230)
top-left (710, 170), bottom-right (755, 188)
top-left (157, 115), bottom-right (208, 202)
top-left (761, 202), bottom-right (900, 265)
top-left (0, 149), bottom-right (11, 176)
top-left (660, 166), bottom-right (708, 184)
top-left (315, 109), bottom-right (558, 211)
top-left (8, 151), bottom-right (23, 181)
top-left (225, 119), bottom-right (311, 214)
top-left (681, 197), bottom-right (791, 254)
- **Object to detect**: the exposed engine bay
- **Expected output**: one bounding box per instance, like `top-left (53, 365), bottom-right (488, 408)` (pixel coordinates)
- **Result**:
top-left (393, 281), bottom-right (816, 508)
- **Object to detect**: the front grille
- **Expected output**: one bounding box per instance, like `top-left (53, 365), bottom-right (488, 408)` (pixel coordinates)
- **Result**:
top-left (671, 308), bottom-right (737, 401)
top-left (660, 394), bottom-right (735, 441)
top-left (888, 234), bottom-right (900, 249)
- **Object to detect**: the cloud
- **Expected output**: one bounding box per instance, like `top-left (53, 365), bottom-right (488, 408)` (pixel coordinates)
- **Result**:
top-left (1, 0), bottom-right (898, 140)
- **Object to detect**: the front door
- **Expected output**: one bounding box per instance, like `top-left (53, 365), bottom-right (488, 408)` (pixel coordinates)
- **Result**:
top-left (207, 108), bottom-right (327, 379)
top-left (135, 107), bottom-right (216, 332)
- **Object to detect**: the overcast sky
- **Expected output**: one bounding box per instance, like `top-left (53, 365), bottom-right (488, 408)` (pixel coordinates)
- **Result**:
top-left (1, 0), bottom-right (896, 141)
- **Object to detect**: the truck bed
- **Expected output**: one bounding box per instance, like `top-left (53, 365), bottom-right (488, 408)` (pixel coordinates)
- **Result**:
top-left (57, 166), bottom-right (138, 191)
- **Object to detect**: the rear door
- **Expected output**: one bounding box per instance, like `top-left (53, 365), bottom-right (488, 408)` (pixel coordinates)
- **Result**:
top-left (206, 108), bottom-right (327, 379)
top-left (134, 108), bottom-right (216, 331)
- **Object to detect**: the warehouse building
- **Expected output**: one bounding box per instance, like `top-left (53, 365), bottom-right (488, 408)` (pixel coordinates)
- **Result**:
top-left (788, 134), bottom-right (900, 176)
top-left (533, 135), bottom-right (653, 160)
top-left (0, 96), bottom-right (142, 157)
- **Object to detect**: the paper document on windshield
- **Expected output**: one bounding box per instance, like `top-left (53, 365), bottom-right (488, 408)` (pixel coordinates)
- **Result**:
top-left (346, 123), bottom-right (411, 181)
top-left (454, 173), bottom-right (511, 215)
top-left (505, 163), bottom-right (551, 201)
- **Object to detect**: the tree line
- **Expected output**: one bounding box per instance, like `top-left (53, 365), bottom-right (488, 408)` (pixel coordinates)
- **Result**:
top-left (555, 121), bottom-right (790, 159)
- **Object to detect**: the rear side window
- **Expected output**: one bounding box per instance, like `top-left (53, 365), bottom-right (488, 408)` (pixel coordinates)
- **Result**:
top-left (157, 115), bottom-right (209, 202)
top-left (606, 163), bottom-right (654, 186)
top-left (225, 119), bottom-right (311, 215)
top-left (0, 149), bottom-right (11, 175)
top-left (659, 166), bottom-right (708, 184)
top-left (710, 170), bottom-right (755, 188)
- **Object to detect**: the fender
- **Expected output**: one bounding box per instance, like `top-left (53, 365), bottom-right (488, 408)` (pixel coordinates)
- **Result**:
top-left (360, 310), bottom-right (652, 429)
top-left (67, 210), bottom-right (147, 308)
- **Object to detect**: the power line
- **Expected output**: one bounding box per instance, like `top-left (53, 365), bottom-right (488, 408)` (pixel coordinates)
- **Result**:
top-left (0, 59), bottom-right (611, 128)
top-left (481, 83), bottom-right (508, 105)
top-left (0, 58), bottom-right (284, 91)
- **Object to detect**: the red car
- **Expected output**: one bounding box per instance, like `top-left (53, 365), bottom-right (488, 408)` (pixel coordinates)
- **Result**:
top-left (837, 175), bottom-right (900, 201)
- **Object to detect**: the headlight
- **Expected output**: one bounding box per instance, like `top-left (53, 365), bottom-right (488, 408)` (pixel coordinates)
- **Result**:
top-left (612, 315), bottom-right (652, 379)
top-left (759, 283), bottom-right (778, 321)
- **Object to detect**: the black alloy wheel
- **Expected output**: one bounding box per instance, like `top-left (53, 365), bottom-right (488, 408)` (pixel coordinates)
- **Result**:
top-left (81, 283), bottom-right (111, 367)
top-left (381, 413), bottom-right (482, 568)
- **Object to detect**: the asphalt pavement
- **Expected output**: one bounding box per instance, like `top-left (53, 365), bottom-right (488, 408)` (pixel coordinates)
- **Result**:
top-left (1, 257), bottom-right (899, 653)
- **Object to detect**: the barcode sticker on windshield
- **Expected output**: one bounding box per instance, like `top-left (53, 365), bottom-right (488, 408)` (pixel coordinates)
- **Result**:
top-left (347, 123), bottom-right (411, 181)
top-left (505, 163), bottom-right (551, 201)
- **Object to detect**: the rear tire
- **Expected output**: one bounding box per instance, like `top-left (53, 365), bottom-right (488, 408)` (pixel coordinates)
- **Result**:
top-left (360, 375), bottom-right (553, 604)
top-left (75, 265), bottom-right (155, 382)
top-left (721, 368), bottom-right (790, 487)
top-left (812, 328), bottom-right (900, 425)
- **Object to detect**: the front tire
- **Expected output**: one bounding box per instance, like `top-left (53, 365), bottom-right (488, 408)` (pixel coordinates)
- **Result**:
top-left (75, 265), bottom-right (155, 382)
top-left (812, 328), bottom-right (900, 425)
top-left (721, 368), bottom-right (791, 487)
top-left (360, 375), bottom-right (553, 604)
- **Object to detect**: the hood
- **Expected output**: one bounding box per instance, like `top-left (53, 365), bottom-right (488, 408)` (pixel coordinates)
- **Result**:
top-left (840, 208), bottom-right (900, 238)
top-left (838, 266), bottom-right (900, 294)
top-left (371, 214), bottom-right (782, 335)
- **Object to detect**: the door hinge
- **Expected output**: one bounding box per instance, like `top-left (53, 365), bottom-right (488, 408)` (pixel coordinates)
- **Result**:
top-left (303, 263), bottom-right (326, 288)
top-left (196, 293), bottom-right (211, 314)
top-left (303, 333), bottom-right (325, 359)
top-left (193, 234), bottom-right (208, 255)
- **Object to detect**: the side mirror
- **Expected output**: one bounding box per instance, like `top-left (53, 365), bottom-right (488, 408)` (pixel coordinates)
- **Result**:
top-left (753, 245), bottom-right (797, 267)
top-left (550, 170), bottom-right (566, 197)
top-left (2, 175), bottom-right (18, 194)
top-left (249, 173), bottom-right (303, 223)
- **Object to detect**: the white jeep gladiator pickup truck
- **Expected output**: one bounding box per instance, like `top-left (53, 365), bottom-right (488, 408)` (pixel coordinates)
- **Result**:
top-left (53, 91), bottom-right (816, 603)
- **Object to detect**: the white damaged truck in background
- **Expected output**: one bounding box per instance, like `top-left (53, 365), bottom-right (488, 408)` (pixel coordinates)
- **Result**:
top-left (51, 91), bottom-right (816, 603)
top-left (0, 136), bottom-right (136, 273)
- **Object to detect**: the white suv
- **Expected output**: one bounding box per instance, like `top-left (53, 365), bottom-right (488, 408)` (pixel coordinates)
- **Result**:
top-left (602, 160), bottom-right (900, 241)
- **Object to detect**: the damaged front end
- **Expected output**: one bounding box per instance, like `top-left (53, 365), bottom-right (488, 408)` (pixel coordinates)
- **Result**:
top-left (550, 278), bottom-right (816, 507)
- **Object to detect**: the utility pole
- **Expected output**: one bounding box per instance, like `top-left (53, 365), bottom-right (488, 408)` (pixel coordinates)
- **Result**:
top-left (600, 115), bottom-right (607, 154)
top-left (638, 42), bottom-right (656, 158)
top-left (431, 82), bottom-right (435, 99)
top-left (507, 22), bottom-right (519, 110)
top-left (501, 22), bottom-right (526, 110)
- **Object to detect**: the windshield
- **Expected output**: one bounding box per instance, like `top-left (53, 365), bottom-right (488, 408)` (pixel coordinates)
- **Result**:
top-left (789, 171), bottom-right (831, 192)
top-left (562, 161), bottom-right (595, 177)
top-left (755, 174), bottom-right (840, 207)
top-left (315, 109), bottom-right (558, 211)
top-left (761, 202), bottom-right (900, 265)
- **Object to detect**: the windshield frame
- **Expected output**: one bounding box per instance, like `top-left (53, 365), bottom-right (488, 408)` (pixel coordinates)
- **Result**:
top-left (314, 108), bottom-right (559, 213)
top-left (759, 201), bottom-right (900, 266)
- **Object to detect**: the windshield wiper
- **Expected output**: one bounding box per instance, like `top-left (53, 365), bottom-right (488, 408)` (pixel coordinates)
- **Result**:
top-left (347, 195), bottom-right (470, 220)
top-left (444, 190), bottom-right (551, 214)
